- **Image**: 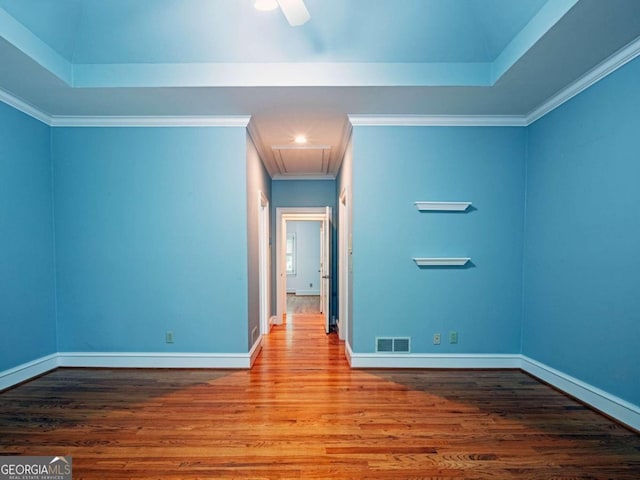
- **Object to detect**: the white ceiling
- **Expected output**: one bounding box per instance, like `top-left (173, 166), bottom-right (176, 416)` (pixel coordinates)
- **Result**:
top-left (1, 0), bottom-right (640, 179)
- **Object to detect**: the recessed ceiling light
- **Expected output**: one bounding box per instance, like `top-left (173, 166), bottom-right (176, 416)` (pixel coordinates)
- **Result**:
top-left (294, 135), bottom-right (307, 144)
top-left (254, 0), bottom-right (278, 11)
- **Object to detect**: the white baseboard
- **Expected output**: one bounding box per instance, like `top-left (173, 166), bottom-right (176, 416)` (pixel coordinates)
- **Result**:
top-left (520, 356), bottom-right (640, 432)
top-left (346, 346), bottom-right (521, 369)
top-left (336, 318), bottom-right (345, 341)
top-left (57, 351), bottom-right (256, 369)
top-left (249, 336), bottom-right (263, 367)
top-left (295, 289), bottom-right (320, 296)
top-left (0, 354), bottom-right (59, 391)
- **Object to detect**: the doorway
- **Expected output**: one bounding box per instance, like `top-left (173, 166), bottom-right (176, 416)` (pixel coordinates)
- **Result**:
top-left (275, 207), bottom-right (332, 334)
top-left (285, 220), bottom-right (322, 315)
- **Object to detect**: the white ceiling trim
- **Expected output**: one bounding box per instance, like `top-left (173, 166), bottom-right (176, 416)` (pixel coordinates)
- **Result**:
top-left (526, 34), bottom-right (640, 125)
top-left (2, 35), bottom-right (639, 131)
top-left (49, 115), bottom-right (250, 127)
top-left (348, 115), bottom-right (528, 127)
top-left (247, 120), bottom-right (277, 176)
top-left (0, 87), bottom-right (51, 124)
top-left (272, 174), bottom-right (336, 181)
top-left (270, 145), bottom-right (332, 150)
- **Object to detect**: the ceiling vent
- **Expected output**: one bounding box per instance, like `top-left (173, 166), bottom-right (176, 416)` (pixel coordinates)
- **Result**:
top-left (376, 337), bottom-right (411, 353)
top-left (271, 145), bottom-right (332, 179)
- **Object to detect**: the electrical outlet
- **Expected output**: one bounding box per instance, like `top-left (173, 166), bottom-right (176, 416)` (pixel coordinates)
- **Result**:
top-left (166, 331), bottom-right (174, 344)
top-left (449, 331), bottom-right (458, 344)
top-left (433, 333), bottom-right (441, 345)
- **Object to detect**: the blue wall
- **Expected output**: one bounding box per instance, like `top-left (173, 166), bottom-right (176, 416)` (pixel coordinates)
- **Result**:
top-left (271, 180), bottom-right (336, 209)
top-left (51, 127), bottom-right (249, 353)
top-left (351, 127), bottom-right (526, 353)
top-left (0, 103), bottom-right (57, 370)
top-left (523, 56), bottom-right (640, 405)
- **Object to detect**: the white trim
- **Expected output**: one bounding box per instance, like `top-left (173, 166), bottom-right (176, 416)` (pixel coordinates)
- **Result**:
top-left (271, 144), bottom-right (332, 150)
top-left (0, 87), bottom-right (51, 125)
top-left (295, 289), bottom-right (321, 296)
top-left (526, 36), bottom-right (640, 125)
top-left (0, 89), bottom-right (252, 128)
top-left (347, 351), bottom-right (522, 369)
top-left (520, 356), bottom-right (640, 432)
top-left (258, 190), bottom-right (271, 338)
top-left (1, 37), bottom-right (639, 130)
top-left (249, 336), bottom-right (263, 367)
top-left (348, 115), bottom-right (528, 127)
top-left (49, 115), bottom-right (251, 127)
top-left (58, 351), bottom-right (255, 369)
top-left (345, 341), bottom-right (354, 366)
top-left (247, 120), bottom-right (277, 176)
top-left (0, 354), bottom-right (59, 391)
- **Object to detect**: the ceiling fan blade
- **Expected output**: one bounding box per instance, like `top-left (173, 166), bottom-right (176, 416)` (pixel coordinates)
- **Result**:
top-left (277, 0), bottom-right (310, 26)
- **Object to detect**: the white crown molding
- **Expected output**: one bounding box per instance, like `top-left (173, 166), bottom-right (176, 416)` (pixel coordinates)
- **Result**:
top-left (271, 144), bottom-right (331, 150)
top-left (526, 35), bottom-right (640, 125)
top-left (1, 37), bottom-right (639, 133)
top-left (0, 87), bottom-right (52, 125)
top-left (348, 114), bottom-right (528, 127)
top-left (333, 116), bottom-right (353, 173)
top-left (247, 120), bottom-right (277, 176)
top-left (0, 353), bottom-right (59, 392)
top-left (49, 115), bottom-right (250, 127)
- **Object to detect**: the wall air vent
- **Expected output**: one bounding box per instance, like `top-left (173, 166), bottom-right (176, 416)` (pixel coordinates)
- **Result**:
top-left (376, 337), bottom-right (411, 353)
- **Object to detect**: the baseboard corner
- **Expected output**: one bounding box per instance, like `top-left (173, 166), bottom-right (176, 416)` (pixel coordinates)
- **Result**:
top-left (0, 354), bottom-right (59, 391)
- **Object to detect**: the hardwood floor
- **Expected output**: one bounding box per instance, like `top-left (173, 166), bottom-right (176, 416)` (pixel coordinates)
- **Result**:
top-left (1, 314), bottom-right (639, 479)
top-left (287, 293), bottom-right (320, 314)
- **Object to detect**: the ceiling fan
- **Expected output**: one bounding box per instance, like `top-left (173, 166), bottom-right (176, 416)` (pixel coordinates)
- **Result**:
top-left (254, 0), bottom-right (311, 26)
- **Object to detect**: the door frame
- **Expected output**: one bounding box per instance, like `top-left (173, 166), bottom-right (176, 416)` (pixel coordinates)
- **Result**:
top-left (258, 191), bottom-right (270, 336)
top-left (338, 187), bottom-right (350, 342)
top-left (275, 207), bottom-right (332, 331)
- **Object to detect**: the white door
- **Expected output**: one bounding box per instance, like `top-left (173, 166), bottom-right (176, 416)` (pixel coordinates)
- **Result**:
top-left (321, 207), bottom-right (332, 334)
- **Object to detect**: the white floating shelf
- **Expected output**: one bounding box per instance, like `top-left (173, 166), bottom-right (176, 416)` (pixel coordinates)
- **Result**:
top-left (414, 201), bottom-right (472, 212)
top-left (413, 257), bottom-right (471, 267)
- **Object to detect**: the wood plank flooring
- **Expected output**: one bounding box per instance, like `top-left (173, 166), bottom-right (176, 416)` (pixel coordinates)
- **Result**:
top-left (287, 293), bottom-right (320, 314)
top-left (1, 313), bottom-right (639, 479)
